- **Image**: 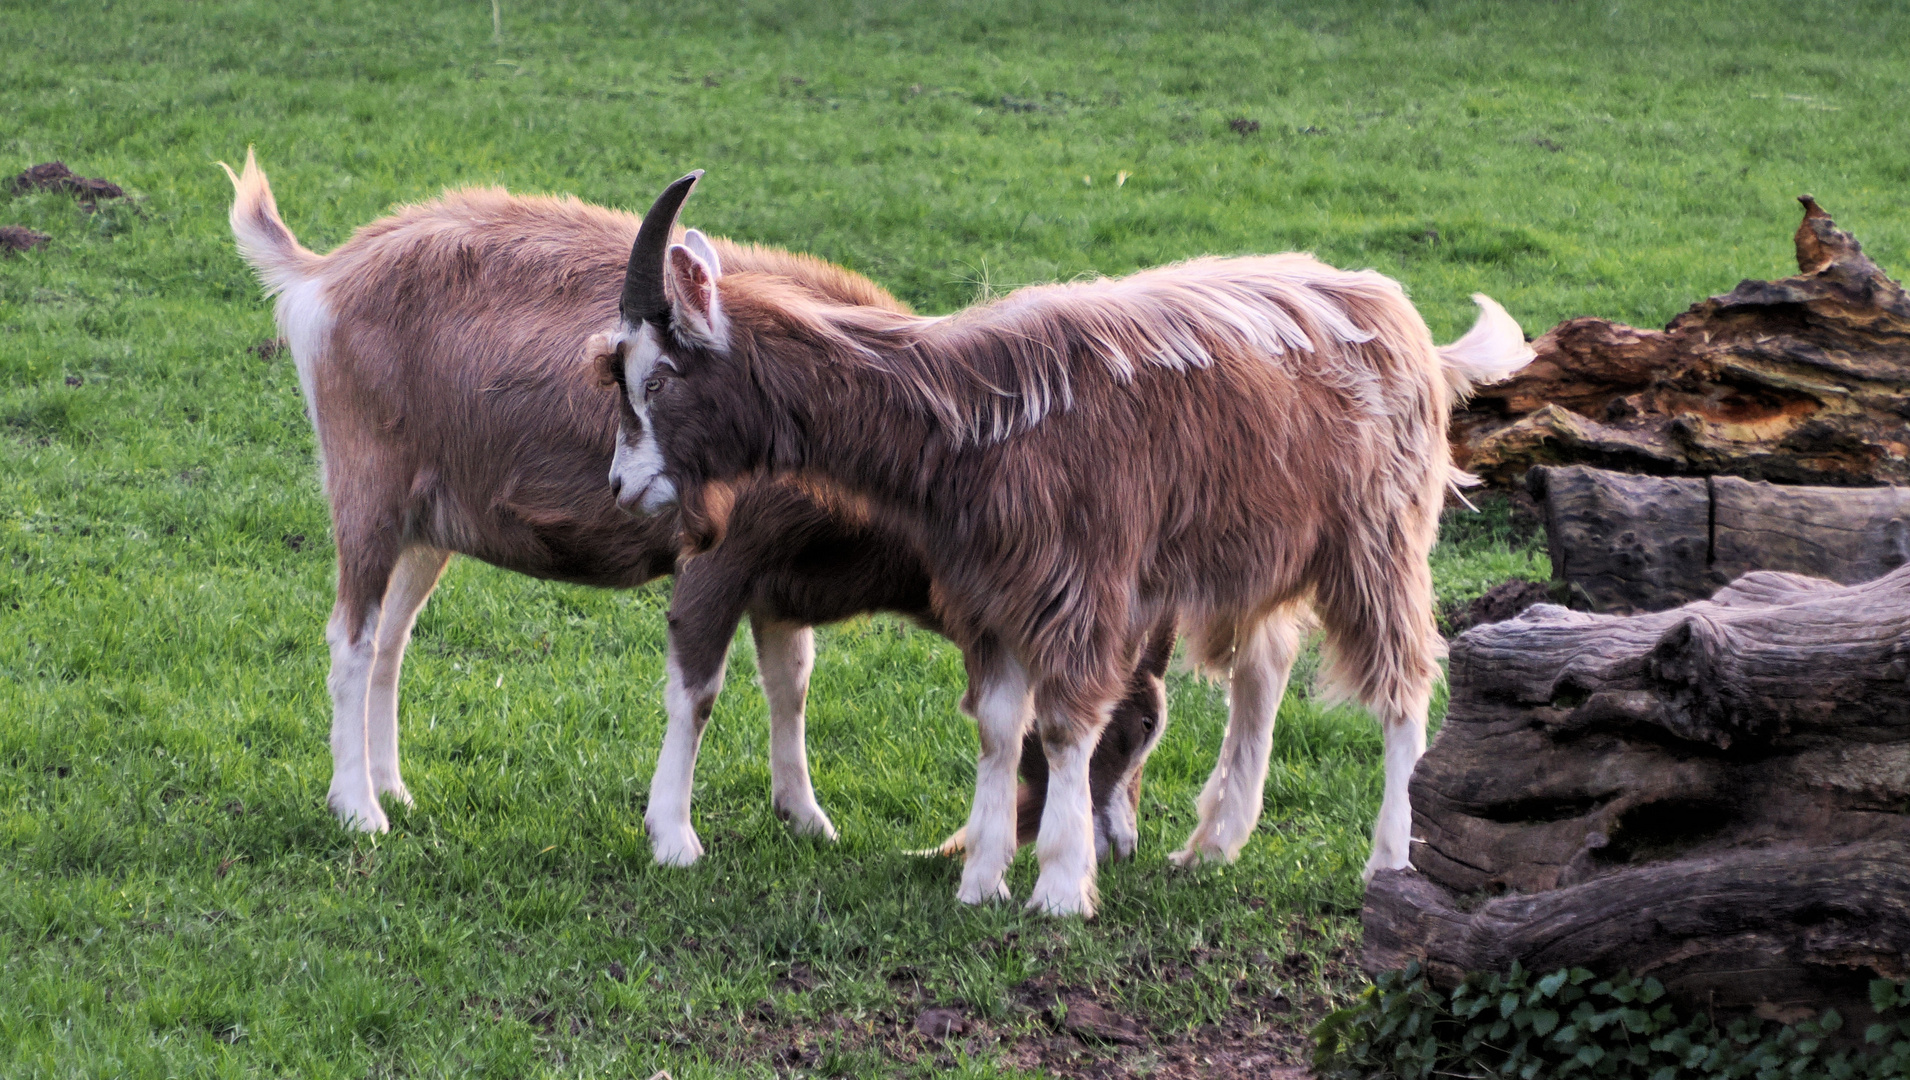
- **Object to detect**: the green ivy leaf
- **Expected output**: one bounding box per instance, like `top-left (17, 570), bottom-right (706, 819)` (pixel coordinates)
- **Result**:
top-left (1872, 981), bottom-right (1903, 1012)
top-left (1308, 1004), bottom-right (1361, 1068)
top-left (1323, 967), bottom-right (1909, 1080)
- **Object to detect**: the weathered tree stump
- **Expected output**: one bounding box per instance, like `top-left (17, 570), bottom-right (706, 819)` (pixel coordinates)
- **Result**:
top-left (1451, 197), bottom-right (1910, 487)
top-left (1533, 464), bottom-right (1910, 613)
top-left (1364, 566), bottom-right (1910, 1029)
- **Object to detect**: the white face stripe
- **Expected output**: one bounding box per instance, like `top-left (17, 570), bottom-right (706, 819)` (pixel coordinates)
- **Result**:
top-left (606, 323), bottom-right (679, 513)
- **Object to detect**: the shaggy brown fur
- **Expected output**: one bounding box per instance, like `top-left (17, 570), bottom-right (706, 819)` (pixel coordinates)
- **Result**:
top-left (610, 173), bottom-right (1531, 914)
top-left (221, 151), bottom-right (1167, 858)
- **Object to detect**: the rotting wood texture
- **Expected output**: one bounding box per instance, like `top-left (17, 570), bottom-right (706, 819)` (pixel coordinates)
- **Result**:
top-left (1452, 196), bottom-right (1910, 487)
top-left (1364, 566), bottom-right (1910, 1032)
top-left (1533, 464), bottom-right (1910, 612)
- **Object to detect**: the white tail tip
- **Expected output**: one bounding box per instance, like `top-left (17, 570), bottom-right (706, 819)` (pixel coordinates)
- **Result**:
top-left (1439, 294), bottom-right (1534, 399)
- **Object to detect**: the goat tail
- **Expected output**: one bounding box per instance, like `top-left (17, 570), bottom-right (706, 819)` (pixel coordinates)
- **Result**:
top-left (1436, 294), bottom-right (1533, 401)
top-left (218, 147), bottom-right (320, 297)
top-left (1437, 294), bottom-right (1532, 498)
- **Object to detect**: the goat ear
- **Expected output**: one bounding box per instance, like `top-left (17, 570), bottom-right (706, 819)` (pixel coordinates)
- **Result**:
top-left (664, 243), bottom-right (728, 351)
top-left (585, 331), bottom-right (622, 388)
top-left (682, 229), bottom-right (723, 278)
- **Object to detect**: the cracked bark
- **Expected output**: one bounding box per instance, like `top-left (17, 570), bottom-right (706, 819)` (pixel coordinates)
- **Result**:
top-left (1363, 566), bottom-right (1910, 1031)
top-left (1530, 464), bottom-right (1910, 612)
top-left (1452, 197), bottom-right (1910, 488)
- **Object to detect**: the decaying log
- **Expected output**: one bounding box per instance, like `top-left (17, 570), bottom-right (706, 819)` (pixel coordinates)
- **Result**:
top-left (1364, 566), bottom-right (1910, 1030)
top-left (1534, 464), bottom-right (1910, 612)
top-left (1532, 464), bottom-right (1910, 612)
top-left (1452, 197), bottom-right (1910, 487)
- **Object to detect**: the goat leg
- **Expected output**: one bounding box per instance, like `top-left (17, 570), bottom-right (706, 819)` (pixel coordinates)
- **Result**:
top-left (363, 546), bottom-right (449, 808)
top-left (1364, 686), bottom-right (1431, 882)
top-left (750, 617), bottom-right (837, 841)
top-left (1170, 612), bottom-right (1301, 867)
top-left (1025, 697), bottom-right (1106, 918)
top-left (954, 645), bottom-right (1029, 905)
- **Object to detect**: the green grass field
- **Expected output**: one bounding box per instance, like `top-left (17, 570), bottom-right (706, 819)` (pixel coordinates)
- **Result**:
top-left (3, 1), bottom-right (1905, 1075)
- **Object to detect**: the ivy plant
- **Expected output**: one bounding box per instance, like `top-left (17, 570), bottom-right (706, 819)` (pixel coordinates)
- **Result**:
top-left (1313, 964), bottom-right (1910, 1080)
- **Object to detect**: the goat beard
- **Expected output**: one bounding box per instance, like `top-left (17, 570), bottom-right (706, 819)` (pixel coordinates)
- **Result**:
top-left (676, 478), bottom-right (739, 558)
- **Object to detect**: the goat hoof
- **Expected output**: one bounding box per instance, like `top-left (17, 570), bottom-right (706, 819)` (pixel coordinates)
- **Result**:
top-left (955, 877), bottom-right (1011, 905)
top-left (647, 825), bottom-right (704, 867)
top-left (373, 779), bottom-right (413, 807)
top-left (1361, 849), bottom-right (1411, 884)
top-left (328, 792), bottom-right (390, 834)
top-left (1166, 844), bottom-right (1225, 869)
top-left (775, 802), bottom-right (839, 842)
top-left (1026, 878), bottom-right (1098, 919)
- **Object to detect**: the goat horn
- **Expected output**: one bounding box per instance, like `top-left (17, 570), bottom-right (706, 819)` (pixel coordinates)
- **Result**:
top-left (620, 170), bottom-right (704, 326)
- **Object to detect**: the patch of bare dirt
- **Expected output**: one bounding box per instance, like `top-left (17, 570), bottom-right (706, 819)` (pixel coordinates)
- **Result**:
top-left (1442, 578), bottom-right (1554, 635)
top-left (683, 931), bottom-right (1356, 1079)
top-left (11, 162), bottom-right (124, 204)
top-left (1, 225), bottom-right (50, 254)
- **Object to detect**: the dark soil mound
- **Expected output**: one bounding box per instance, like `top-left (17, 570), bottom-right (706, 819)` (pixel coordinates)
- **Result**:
top-left (11, 162), bottom-right (124, 203)
top-left (1441, 579), bottom-right (1552, 635)
top-left (0, 225), bottom-right (50, 254)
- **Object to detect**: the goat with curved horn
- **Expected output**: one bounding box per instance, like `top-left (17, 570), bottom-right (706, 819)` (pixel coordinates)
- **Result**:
top-left (621, 170), bottom-right (703, 326)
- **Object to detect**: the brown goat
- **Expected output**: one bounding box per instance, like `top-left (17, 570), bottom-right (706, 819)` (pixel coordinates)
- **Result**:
top-left (221, 152), bottom-right (1169, 861)
top-left (604, 173), bottom-right (1532, 915)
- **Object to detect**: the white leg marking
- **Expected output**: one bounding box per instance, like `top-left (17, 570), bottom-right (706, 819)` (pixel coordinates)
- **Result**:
top-left (326, 601), bottom-right (385, 833)
top-left (364, 547), bottom-right (448, 808)
top-left (1364, 689), bottom-right (1430, 882)
top-left (956, 656), bottom-right (1030, 906)
top-left (1171, 616), bottom-right (1301, 867)
top-left (752, 619), bottom-right (837, 841)
top-left (646, 649), bottom-right (724, 866)
top-left (1027, 733), bottom-right (1099, 917)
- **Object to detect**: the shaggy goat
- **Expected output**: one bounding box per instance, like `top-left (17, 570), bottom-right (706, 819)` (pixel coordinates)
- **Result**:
top-left (605, 173), bottom-right (1533, 915)
top-left (221, 152), bottom-right (1168, 861)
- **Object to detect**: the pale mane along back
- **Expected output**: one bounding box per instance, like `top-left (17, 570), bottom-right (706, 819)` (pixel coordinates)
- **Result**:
top-left (787, 253), bottom-right (1429, 446)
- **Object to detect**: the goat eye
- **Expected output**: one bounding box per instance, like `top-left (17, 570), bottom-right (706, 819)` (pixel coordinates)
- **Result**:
top-left (1141, 716), bottom-right (1157, 731)
top-left (644, 377), bottom-right (664, 395)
